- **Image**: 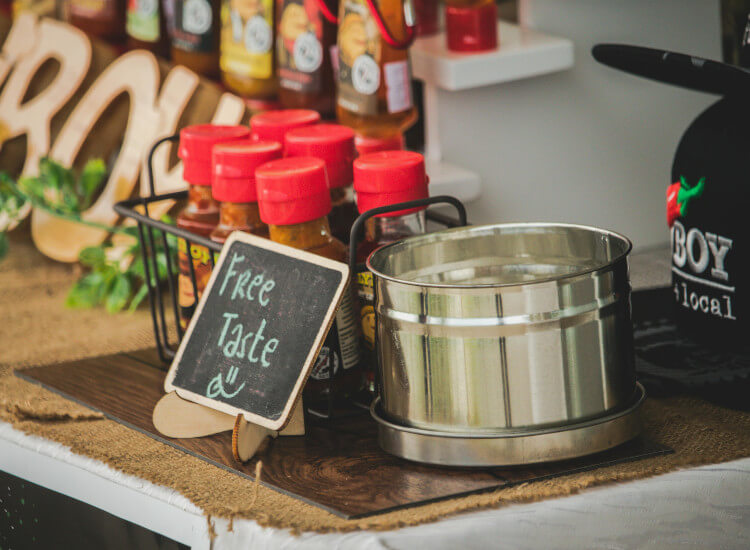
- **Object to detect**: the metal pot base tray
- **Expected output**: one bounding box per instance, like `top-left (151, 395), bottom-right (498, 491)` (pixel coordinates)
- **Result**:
top-left (371, 383), bottom-right (646, 467)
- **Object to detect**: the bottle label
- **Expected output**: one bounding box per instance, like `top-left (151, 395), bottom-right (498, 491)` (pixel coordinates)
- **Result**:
top-left (177, 238), bottom-right (213, 329)
top-left (337, 0), bottom-right (413, 116)
top-left (172, 0), bottom-right (215, 53)
top-left (277, 0), bottom-right (325, 93)
top-left (69, 0), bottom-right (116, 18)
top-left (384, 59), bottom-right (412, 113)
top-left (336, 0), bottom-right (379, 115)
top-left (355, 267), bottom-right (376, 349)
top-left (127, 0), bottom-right (161, 42)
top-left (310, 288), bottom-right (361, 380)
top-left (220, 0), bottom-right (273, 80)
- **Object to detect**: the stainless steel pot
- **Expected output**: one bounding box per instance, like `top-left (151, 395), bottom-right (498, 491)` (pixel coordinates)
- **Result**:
top-left (366, 223), bottom-right (636, 438)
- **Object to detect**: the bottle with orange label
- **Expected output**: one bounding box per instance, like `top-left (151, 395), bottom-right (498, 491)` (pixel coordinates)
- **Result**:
top-left (219, 0), bottom-right (277, 99)
top-left (256, 156), bottom-right (362, 403)
top-left (249, 108), bottom-right (320, 150)
top-left (210, 140), bottom-right (282, 243)
top-left (285, 123), bottom-right (357, 243)
top-left (167, 0), bottom-right (221, 77)
top-left (176, 124), bottom-right (250, 329)
top-left (276, 0), bottom-right (338, 117)
top-left (353, 151), bottom-right (428, 392)
top-left (69, 0), bottom-right (126, 41)
top-left (126, 0), bottom-right (169, 56)
top-left (335, 0), bottom-right (417, 138)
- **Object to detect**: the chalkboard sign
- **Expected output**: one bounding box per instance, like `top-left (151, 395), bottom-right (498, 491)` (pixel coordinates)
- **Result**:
top-left (164, 232), bottom-right (350, 430)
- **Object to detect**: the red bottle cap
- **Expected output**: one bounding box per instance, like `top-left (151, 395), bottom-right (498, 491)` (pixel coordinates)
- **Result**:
top-left (354, 133), bottom-right (405, 156)
top-left (178, 124), bottom-right (251, 185)
top-left (250, 109), bottom-right (321, 148)
top-left (256, 157), bottom-right (332, 226)
top-left (285, 124), bottom-right (355, 189)
top-left (212, 140), bottom-right (282, 203)
top-left (353, 151), bottom-right (429, 216)
top-left (445, 2), bottom-right (498, 53)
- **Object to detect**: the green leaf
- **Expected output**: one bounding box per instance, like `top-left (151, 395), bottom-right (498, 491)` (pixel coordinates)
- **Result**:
top-left (128, 283), bottom-right (149, 312)
top-left (78, 246), bottom-right (107, 268)
top-left (0, 233), bottom-right (8, 261)
top-left (105, 274), bottom-right (131, 313)
top-left (65, 273), bottom-right (104, 309)
top-left (78, 158), bottom-right (107, 208)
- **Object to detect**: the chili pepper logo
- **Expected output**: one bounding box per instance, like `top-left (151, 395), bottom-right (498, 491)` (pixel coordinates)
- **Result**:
top-left (667, 176), bottom-right (705, 227)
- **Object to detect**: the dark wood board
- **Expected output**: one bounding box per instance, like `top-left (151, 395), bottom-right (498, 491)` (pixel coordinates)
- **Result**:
top-left (16, 351), bottom-right (672, 519)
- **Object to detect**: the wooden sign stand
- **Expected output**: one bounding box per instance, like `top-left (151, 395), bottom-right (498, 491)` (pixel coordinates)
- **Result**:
top-left (153, 231), bottom-right (351, 462)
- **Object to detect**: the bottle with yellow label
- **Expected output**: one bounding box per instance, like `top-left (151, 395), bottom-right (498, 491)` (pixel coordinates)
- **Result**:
top-left (336, 0), bottom-right (417, 139)
top-left (220, 0), bottom-right (277, 99)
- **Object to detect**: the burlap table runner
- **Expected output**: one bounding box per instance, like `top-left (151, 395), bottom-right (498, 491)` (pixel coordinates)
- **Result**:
top-left (3, 230), bottom-right (750, 534)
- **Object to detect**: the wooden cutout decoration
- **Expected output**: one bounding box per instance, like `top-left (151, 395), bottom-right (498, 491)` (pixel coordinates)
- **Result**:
top-left (0, 16), bottom-right (91, 177)
top-left (232, 415), bottom-right (276, 462)
top-left (0, 13), bottom-right (249, 261)
top-left (152, 392), bottom-right (236, 438)
top-left (164, 231), bottom-right (350, 431)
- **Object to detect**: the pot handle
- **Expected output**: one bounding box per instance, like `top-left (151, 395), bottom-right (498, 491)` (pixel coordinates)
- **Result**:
top-left (347, 195), bottom-right (468, 277)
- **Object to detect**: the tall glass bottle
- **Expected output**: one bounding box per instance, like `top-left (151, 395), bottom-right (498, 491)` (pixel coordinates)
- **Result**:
top-left (336, 0), bottom-right (417, 138)
top-left (276, 0), bottom-right (338, 117)
top-left (176, 124), bottom-right (250, 329)
top-left (210, 140), bottom-right (282, 243)
top-left (126, 0), bottom-right (169, 56)
top-left (220, 0), bottom-right (277, 99)
top-left (167, 0), bottom-right (221, 77)
top-left (249, 108), bottom-right (320, 150)
top-left (256, 156), bottom-right (362, 403)
top-left (68, 0), bottom-right (126, 41)
top-left (353, 150), bottom-right (428, 391)
top-left (285, 123), bottom-right (357, 243)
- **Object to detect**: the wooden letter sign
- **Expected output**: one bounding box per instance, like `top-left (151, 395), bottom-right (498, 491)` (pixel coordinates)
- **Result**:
top-left (164, 232), bottom-right (350, 431)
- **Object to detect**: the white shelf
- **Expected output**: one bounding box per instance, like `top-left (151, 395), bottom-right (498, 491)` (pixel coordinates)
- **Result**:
top-left (426, 159), bottom-right (481, 203)
top-left (410, 21), bottom-right (574, 91)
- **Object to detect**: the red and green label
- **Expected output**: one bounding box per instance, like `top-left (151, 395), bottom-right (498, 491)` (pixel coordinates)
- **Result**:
top-left (667, 176), bottom-right (705, 227)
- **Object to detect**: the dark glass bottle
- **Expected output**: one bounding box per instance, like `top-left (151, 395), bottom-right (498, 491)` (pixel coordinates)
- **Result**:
top-left (176, 124), bottom-right (250, 329)
top-left (210, 140), bottom-right (282, 243)
top-left (285, 123), bottom-right (357, 243)
top-left (256, 156), bottom-right (363, 404)
top-left (353, 150), bottom-right (429, 392)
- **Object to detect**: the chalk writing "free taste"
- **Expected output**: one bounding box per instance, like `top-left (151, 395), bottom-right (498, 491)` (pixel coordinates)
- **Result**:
top-left (216, 253), bottom-right (280, 366)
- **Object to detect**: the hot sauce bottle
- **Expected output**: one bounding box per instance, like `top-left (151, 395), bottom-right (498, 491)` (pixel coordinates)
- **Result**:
top-left (126, 0), bottom-right (169, 56)
top-left (335, 0), bottom-right (417, 139)
top-left (444, 0), bottom-right (497, 53)
top-left (249, 108), bottom-right (320, 149)
top-left (276, 0), bottom-right (338, 117)
top-left (176, 124), bottom-right (250, 329)
top-left (256, 156), bottom-right (362, 402)
top-left (69, 0), bottom-right (126, 41)
top-left (354, 132), bottom-right (403, 156)
top-left (210, 140), bottom-right (282, 243)
top-left (353, 151), bottom-right (428, 392)
top-left (167, 0), bottom-right (221, 77)
top-left (220, 0), bottom-right (277, 99)
top-left (285, 123), bottom-right (357, 243)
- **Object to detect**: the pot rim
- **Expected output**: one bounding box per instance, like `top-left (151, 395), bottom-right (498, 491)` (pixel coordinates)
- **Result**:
top-left (365, 222), bottom-right (633, 289)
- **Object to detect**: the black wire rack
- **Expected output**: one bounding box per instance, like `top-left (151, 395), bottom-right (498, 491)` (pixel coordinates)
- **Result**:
top-left (114, 133), bottom-right (468, 418)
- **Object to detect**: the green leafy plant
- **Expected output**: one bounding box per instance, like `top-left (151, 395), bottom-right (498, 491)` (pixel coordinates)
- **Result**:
top-left (66, 222), bottom-right (177, 314)
top-left (1, 157), bottom-right (177, 313)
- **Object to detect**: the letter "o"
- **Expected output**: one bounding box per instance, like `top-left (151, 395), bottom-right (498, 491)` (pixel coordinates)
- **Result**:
top-left (690, 292), bottom-right (700, 310)
top-left (686, 228), bottom-right (709, 274)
